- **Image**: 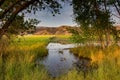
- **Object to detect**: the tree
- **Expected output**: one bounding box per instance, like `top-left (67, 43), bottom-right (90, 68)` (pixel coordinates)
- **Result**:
top-left (8, 15), bottom-right (39, 35)
top-left (8, 15), bottom-right (26, 34)
top-left (24, 18), bottom-right (40, 34)
top-left (71, 0), bottom-right (120, 48)
top-left (0, 0), bottom-right (67, 38)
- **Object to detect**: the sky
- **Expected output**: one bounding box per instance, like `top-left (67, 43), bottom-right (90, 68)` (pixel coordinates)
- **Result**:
top-left (24, 3), bottom-right (76, 27)
top-left (24, 3), bottom-right (120, 27)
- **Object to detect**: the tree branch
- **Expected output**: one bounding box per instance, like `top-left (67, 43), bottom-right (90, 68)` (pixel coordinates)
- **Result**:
top-left (115, 0), bottom-right (120, 7)
top-left (0, 0), bottom-right (23, 19)
top-left (0, 0), bottom-right (5, 6)
top-left (0, 0), bottom-right (36, 38)
top-left (111, 13), bottom-right (120, 18)
top-left (113, 2), bottom-right (120, 15)
top-left (104, 0), bottom-right (107, 11)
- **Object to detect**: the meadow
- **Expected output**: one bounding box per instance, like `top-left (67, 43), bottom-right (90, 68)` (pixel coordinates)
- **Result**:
top-left (0, 35), bottom-right (51, 80)
top-left (0, 35), bottom-right (120, 80)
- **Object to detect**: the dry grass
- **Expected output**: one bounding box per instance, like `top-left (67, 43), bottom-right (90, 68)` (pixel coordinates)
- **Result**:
top-left (0, 35), bottom-right (120, 80)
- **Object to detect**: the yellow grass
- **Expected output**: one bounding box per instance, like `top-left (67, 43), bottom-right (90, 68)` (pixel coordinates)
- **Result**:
top-left (0, 35), bottom-right (120, 80)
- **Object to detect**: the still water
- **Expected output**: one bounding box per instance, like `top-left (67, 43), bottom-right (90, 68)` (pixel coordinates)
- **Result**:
top-left (40, 43), bottom-right (78, 77)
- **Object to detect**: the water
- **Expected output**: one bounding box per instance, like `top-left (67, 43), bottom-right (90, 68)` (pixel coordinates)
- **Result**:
top-left (46, 43), bottom-right (76, 49)
top-left (39, 43), bottom-right (93, 77)
top-left (40, 43), bottom-right (78, 77)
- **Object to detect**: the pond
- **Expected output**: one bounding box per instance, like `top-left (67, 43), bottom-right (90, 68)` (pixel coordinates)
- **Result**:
top-left (39, 43), bottom-right (92, 77)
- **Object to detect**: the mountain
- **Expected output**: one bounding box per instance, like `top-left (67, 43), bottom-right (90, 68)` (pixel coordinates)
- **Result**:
top-left (34, 25), bottom-right (73, 35)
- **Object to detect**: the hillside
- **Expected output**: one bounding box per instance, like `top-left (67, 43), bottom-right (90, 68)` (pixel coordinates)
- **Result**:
top-left (34, 26), bottom-right (73, 35)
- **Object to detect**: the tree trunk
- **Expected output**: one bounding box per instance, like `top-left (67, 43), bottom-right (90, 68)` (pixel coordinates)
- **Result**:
top-left (105, 30), bottom-right (111, 47)
top-left (0, 0), bottom-right (5, 6)
top-left (0, 0), bottom-right (36, 39)
top-left (99, 34), bottom-right (105, 49)
top-left (0, 29), bottom-right (5, 39)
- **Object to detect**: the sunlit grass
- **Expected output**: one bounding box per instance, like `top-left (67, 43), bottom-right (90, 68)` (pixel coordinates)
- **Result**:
top-left (0, 35), bottom-right (120, 80)
top-left (55, 35), bottom-right (71, 39)
top-left (12, 35), bottom-right (52, 46)
top-left (49, 35), bottom-right (72, 44)
top-left (69, 45), bottom-right (120, 80)
top-left (0, 35), bottom-right (51, 80)
top-left (0, 35), bottom-right (72, 80)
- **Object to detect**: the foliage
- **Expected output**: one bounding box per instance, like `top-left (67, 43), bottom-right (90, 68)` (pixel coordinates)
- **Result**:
top-left (49, 35), bottom-right (71, 44)
top-left (72, 0), bottom-right (120, 25)
top-left (0, 0), bottom-right (67, 38)
top-left (71, 0), bottom-right (120, 47)
top-left (8, 15), bottom-right (39, 34)
top-left (0, 35), bottom-right (120, 80)
top-left (68, 45), bottom-right (120, 80)
top-left (0, 35), bottom-right (51, 80)
top-left (68, 26), bottom-right (96, 43)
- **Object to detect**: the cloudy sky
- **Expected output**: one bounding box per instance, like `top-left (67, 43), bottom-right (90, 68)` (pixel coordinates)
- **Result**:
top-left (24, 3), bottom-right (120, 27)
top-left (25, 3), bottom-right (76, 27)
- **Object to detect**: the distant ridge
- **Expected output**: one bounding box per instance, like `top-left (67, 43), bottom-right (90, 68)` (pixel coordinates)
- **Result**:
top-left (34, 25), bottom-right (74, 35)
top-left (34, 24), bottom-right (120, 35)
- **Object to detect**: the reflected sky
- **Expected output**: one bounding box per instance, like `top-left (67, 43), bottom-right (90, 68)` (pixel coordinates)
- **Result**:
top-left (41, 43), bottom-right (78, 77)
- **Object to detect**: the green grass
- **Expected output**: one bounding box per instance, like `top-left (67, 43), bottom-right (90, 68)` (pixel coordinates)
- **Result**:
top-left (69, 45), bottom-right (120, 80)
top-left (49, 35), bottom-right (72, 44)
top-left (12, 35), bottom-right (51, 46)
top-left (0, 35), bottom-right (120, 80)
top-left (0, 35), bottom-right (52, 80)
top-left (0, 35), bottom-right (72, 80)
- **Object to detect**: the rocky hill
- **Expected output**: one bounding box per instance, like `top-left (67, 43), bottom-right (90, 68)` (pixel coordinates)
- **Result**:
top-left (34, 26), bottom-right (73, 35)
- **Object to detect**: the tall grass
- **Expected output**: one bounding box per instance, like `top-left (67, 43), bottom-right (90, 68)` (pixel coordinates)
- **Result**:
top-left (49, 35), bottom-right (71, 44)
top-left (0, 35), bottom-right (120, 80)
top-left (69, 45), bottom-right (120, 80)
top-left (0, 35), bottom-right (51, 80)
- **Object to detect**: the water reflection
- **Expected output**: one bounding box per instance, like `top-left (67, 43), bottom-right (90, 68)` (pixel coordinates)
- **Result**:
top-left (39, 43), bottom-right (97, 77)
top-left (41, 43), bottom-right (78, 77)
top-left (42, 49), bottom-right (78, 77)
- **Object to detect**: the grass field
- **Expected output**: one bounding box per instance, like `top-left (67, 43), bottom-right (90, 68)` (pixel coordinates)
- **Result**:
top-left (70, 45), bottom-right (120, 80)
top-left (0, 35), bottom-right (120, 80)
top-left (0, 35), bottom-right (51, 80)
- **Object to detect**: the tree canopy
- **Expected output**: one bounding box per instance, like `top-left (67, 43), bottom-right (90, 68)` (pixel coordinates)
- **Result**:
top-left (8, 15), bottom-right (39, 34)
top-left (0, 0), bottom-right (67, 38)
top-left (71, 0), bottom-right (120, 47)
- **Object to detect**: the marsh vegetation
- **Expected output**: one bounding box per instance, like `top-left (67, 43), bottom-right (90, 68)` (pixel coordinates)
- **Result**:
top-left (0, 0), bottom-right (120, 80)
top-left (0, 35), bottom-right (120, 80)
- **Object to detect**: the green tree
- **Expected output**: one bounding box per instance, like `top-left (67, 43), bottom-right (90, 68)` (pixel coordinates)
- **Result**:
top-left (8, 15), bottom-right (39, 35)
top-left (71, 0), bottom-right (120, 48)
top-left (0, 0), bottom-right (67, 38)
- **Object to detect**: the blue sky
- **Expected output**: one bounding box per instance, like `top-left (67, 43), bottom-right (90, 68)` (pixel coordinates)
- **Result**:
top-left (24, 3), bottom-right (120, 27)
top-left (25, 4), bottom-right (76, 27)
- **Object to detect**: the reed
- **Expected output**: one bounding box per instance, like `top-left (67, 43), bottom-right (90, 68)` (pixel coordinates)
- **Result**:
top-left (0, 35), bottom-right (120, 80)
top-left (0, 35), bottom-right (51, 80)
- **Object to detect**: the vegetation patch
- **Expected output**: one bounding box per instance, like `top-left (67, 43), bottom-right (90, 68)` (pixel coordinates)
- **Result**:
top-left (49, 35), bottom-right (71, 44)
